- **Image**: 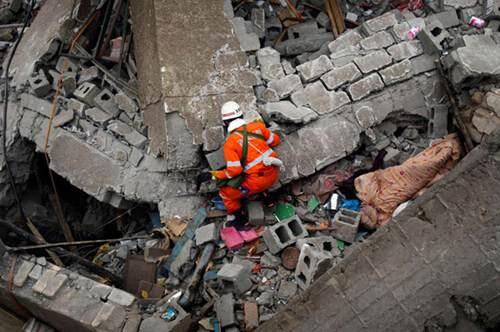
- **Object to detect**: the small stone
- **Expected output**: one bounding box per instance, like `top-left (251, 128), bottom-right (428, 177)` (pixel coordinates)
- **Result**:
top-left (36, 257), bottom-right (47, 266)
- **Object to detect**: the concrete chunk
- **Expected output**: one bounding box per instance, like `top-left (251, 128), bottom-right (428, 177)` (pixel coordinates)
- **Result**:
top-left (85, 107), bottom-right (113, 125)
top-left (218, 263), bottom-right (253, 294)
top-left (94, 89), bottom-right (120, 117)
top-left (114, 92), bottom-right (139, 114)
top-left (328, 30), bottom-right (362, 54)
top-left (418, 20), bottom-right (450, 54)
top-left (296, 236), bottom-right (341, 257)
top-left (28, 71), bottom-right (51, 97)
top-left (353, 50), bottom-right (393, 74)
top-left (387, 41), bottom-right (424, 61)
top-left (261, 63), bottom-right (285, 81)
top-left (268, 74), bottom-right (302, 98)
top-left (21, 93), bottom-right (53, 117)
top-left (261, 101), bottom-right (318, 124)
top-left (53, 109), bottom-right (74, 128)
top-left (320, 63), bottom-right (362, 90)
top-left (347, 73), bottom-right (385, 101)
top-left (379, 59), bottom-right (413, 85)
top-left (42, 273), bottom-right (67, 298)
top-left (74, 82), bottom-right (101, 107)
top-left (360, 31), bottom-right (395, 50)
top-left (14, 260), bottom-right (34, 287)
top-left (108, 288), bottom-right (135, 307)
top-left (296, 55), bottom-right (333, 82)
top-left (216, 293), bottom-right (236, 327)
top-left (257, 47), bottom-right (281, 68)
top-left (108, 120), bottom-right (147, 148)
top-left (32, 269), bottom-right (57, 294)
top-left (363, 12), bottom-right (399, 35)
top-left (410, 54), bottom-right (436, 75)
top-left (304, 81), bottom-right (351, 114)
top-left (295, 244), bottom-right (333, 290)
top-left (195, 223), bottom-right (218, 245)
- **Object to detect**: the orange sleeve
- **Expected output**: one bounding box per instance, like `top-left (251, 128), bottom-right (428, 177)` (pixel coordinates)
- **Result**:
top-left (259, 124), bottom-right (280, 147)
top-left (213, 138), bottom-right (243, 180)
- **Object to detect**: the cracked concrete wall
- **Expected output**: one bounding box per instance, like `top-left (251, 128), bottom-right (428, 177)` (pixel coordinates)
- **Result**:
top-left (261, 133), bottom-right (500, 331)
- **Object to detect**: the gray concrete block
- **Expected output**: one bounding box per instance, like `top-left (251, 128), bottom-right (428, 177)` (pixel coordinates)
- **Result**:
top-left (261, 63), bottom-right (285, 81)
top-left (21, 93), bottom-right (53, 117)
top-left (28, 264), bottom-right (43, 280)
top-left (428, 105), bottom-right (448, 138)
top-left (379, 59), bottom-right (413, 85)
top-left (320, 62), bottom-right (362, 90)
top-left (42, 273), bottom-right (67, 298)
top-left (295, 244), bottom-right (333, 290)
top-left (94, 89), bottom-right (120, 117)
top-left (427, 10), bottom-right (460, 29)
top-left (363, 12), bottom-right (399, 35)
top-left (53, 109), bottom-right (74, 128)
top-left (353, 50), bottom-right (393, 74)
top-left (78, 66), bottom-right (100, 84)
top-left (387, 41), bottom-right (424, 61)
top-left (248, 201), bottom-right (265, 226)
top-left (410, 54), bottom-right (437, 75)
top-left (328, 30), bottom-right (363, 54)
top-left (260, 88), bottom-right (279, 103)
top-left (282, 60), bottom-right (295, 75)
top-left (67, 98), bottom-right (88, 116)
top-left (114, 92), bottom-right (138, 115)
top-left (218, 263), bottom-right (253, 294)
top-left (216, 293), bottom-right (236, 327)
top-left (263, 215), bottom-right (308, 254)
top-left (74, 82), bottom-right (101, 107)
top-left (347, 73), bottom-right (385, 101)
top-left (85, 107), bottom-right (113, 125)
top-left (108, 120), bottom-right (147, 148)
top-left (257, 47), bottom-right (281, 68)
top-left (330, 45), bottom-right (362, 67)
top-left (195, 223), bottom-right (218, 245)
top-left (268, 74), bottom-right (302, 99)
top-left (418, 20), bottom-right (450, 54)
top-left (49, 70), bottom-right (77, 96)
top-left (261, 101), bottom-right (318, 124)
top-left (28, 71), bottom-right (51, 97)
top-left (90, 283), bottom-right (112, 300)
top-left (331, 208), bottom-right (360, 243)
top-left (14, 260), bottom-right (34, 287)
top-left (108, 288), bottom-right (135, 306)
top-left (32, 269), bottom-right (57, 294)
top-left (296, 55), bottom-right (333, 82)
top-left (205, 148), bottom-right (225, 170)
top-left (360, 31), bottom-right (395, 51)
top-left (56, 56), bottom-right (79, 73)
top-left (304, 81), bottom-right (350, 114)
top-left (291, 89), bottom-right (309, 107)
top-left (296, 236), bottom-right (341, 257)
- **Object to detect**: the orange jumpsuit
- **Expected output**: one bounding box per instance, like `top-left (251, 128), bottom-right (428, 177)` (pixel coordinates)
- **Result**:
top-left (213, 121), bottom-right (281, 214)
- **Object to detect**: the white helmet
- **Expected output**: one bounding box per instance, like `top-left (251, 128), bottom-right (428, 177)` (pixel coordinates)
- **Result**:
top-left (221, 101), bottom-right (243, 121)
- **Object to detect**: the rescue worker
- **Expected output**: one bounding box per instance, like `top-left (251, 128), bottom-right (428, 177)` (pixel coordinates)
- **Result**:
top-left (197, 101), bottom-right (282, 229)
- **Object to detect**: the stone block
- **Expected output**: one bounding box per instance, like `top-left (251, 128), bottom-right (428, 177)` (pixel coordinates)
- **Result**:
top-left (42, 273), bottom-right (68, 298)
top-left (248, 201), bottom-right (265, 226)
top-left (263, 215), bottom-right (308, 254)
top-left (347, 73), bottom-right (385, 101)
top-left (195, 223), bottom-right (218, 245)
top-left (363, 12), bottom-right (399, 35)
top-left (56, 56), bottom-right (79, 73)
top-left (28, 71), bottom-right (51, 97)
top-left (410, 54), bottom-right (436, 75)
top-left (29, 264), bottom-right (43, 280)
top-left (328, 30), bottom-right (363, 54)
top-left (391, 22), bottom-right (411, 42)
top-left (316, 11), bottom-right (330, 28)
top-left (260, 88), bottom-right (279, 103)
top-left (304, 81), bottom-right (350, 114)
top-left (94, 88), bottom-right (120, 117)
top-left (33, 269), bottom-right (57, 294)
top-left (330, 45), bottom-right (362, 67)
top-left (67, 98), bottom-right (88, 116)
top-left (261, 101), bottom-right (318, 124)
top-left (205, 148), bottom-right (225, 170)
top-left (216, 293), bottom-right (236, 327)
top-left (353, 50), bottom-right (393, 74)
top-left (428, 105), bottom-right (449, 138)
top-left (331, 208), bottom-right (360, 243)
top-left (90, 283), bottom-right (112, 300)
top-left (14, 260), bottom-right (34, 287)
top-left (387, 41), bottom-right (424, 61)
top-left (379, 59), bottom-right (413, 85)
top-left (291, 89), bottom-right (309, 107)
top-left (218, 263), bottom-right (253, 294)
top-left (49, 70), bottom-right (76, 96)
top-left (108, 288), bottom-right (135, 306)
top-left (261, 63), bottom-right (285, 81)
top-left (444, 0), bottom-right (478, 9)
top-left (485, 92), bottom-right (500, 116)
top-left (295, 244), bottom-right (333, 290)
top-left (296, 55), bottom-right (333, 82)
top-left (296, 236), bottom-right (341, 257)
top-left (418, 20), bottom-right (450, 54)
top-left (108, 120), bottom-right (147, 148)
top-left (78, 66), bottom-right (100, 84)
top-left (360, 31), bottom-right (395, 51)
top-left (203, 126), bottom-right (225, 152)
top-left (257, 47), bottom-right (281, 68)
top-left (320, 63), bottom-right (362, 90)
top-left (287, 21), bottom-right (319, 39)
top-left (268, 74), bottom-right (302, 98)
top-left (53, 109), bottom-right (74, 128)
top-left (74, 82), bottom-right (101, 107)
top-left (85, 107), bottom-right (113, 125)
top-left (251, 8), bottom-right (265, 38)
top-left (114, 92), bottom-right (138, 115)
top-left (282, 60), bottom-right (295, 75)
top-left (427, 9), bottom-right (460, 29)
top-left (21, 93), bottom-right (53, 117)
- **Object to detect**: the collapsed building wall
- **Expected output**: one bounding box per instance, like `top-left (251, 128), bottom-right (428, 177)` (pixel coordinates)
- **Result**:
top-left (260, 131), bottom-right (500, 331)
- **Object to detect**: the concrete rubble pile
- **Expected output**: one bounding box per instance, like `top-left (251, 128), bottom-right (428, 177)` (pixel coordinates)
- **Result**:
top-left (1, 0), bottom-right (500, 331)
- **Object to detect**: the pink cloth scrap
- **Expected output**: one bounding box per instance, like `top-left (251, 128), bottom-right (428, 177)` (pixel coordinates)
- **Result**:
top-left (239, 229), bottom-right (258, 243)
top-left (220, 227), bottom-right (244, 250)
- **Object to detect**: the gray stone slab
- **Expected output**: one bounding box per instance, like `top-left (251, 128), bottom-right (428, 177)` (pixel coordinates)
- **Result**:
top-left (257, 47), bottom-right (281, 68)
top-left (42, 273), bottom-right (68, 298)
top-left (108, 288), bottom-right (135, 307)
top-left (360, 31), bottom-right (395, 50)
top-left (14, 260), bottom-right (34, 287)
top-left (261, 63), bottom-right (285, 81)
top-left (304, 81), bottom-right (350, 114)
top-left (348, 73), bottom-right (385, 101)
top-left (291, 89), bottom-right (309, 107)
top-left (268, 74), bottom-right (302, 99)
top-left (387, 41), bottom-right (424, 61)
top-left (363, 12), bottom-right (399, 35)
top-left (195, 223), bottom-right (218, 245)
top-left (33, 269), bottom-right (57, 294)
top-left (379, 59), bottom-right (414, 85)
top-left (53, 109), bottom-right (74, 128)
top-left (108, 120), bottom-right (147, 148)
top-left (85, 107), bottom-right (113, 125)
top-left (261, 101), bottom-right (318, 124)
top-left (353, 50), bottom-right (393, 74)
top-left (296, 55), bottom-right (333, 82)
top-left (321, 63), bottom-right (362, 90)
top-left (328, 30), bottom-right (363, 54)
top-left (21, 93), bottom-right (53, 117)
top-left (206, 148), bottom-right (225, 170)
top-left (411, 54), bottom-right (437, 75)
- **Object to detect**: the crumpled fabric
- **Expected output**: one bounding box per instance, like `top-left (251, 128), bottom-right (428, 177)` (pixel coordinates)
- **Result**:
top-left (355, 134), bottom-right (462, 229)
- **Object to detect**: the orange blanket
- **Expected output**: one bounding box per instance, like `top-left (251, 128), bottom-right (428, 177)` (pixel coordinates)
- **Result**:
top-left (355, 134), bottom-right (462, 229)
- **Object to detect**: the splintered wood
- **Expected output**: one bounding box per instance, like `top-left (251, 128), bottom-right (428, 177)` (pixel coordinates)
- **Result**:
top-left (326, 0), bottom-right (345, 38)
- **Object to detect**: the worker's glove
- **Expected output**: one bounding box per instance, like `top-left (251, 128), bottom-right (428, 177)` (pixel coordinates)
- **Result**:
top-left (196, 171), bottom-right (215, 191)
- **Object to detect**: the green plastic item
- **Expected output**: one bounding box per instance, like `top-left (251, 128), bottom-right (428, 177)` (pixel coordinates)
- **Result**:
top-left (307, 196), bottom-right (320, 212)
top-left (337, 239), bottom-right (345, 251)
top-left (274, 203), bottom-right (296, 221)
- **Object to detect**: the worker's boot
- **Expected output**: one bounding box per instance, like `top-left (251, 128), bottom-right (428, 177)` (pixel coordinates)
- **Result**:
top-left (225, 210), bottom-right (249, 230)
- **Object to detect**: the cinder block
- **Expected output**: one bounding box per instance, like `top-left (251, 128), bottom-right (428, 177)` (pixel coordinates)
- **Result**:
top-left (85, 107), bottom-right (113, 125)
top-left (262, 215), bottom-right (308, 254)
top-left (428, 105), bottom-right (448, 138)
top-left (215, 293), bottom-right (236, 328)
top-left (67, 98), bottom-right (88, 116)
top-left (195, 223), bottom-right (218, 245)
top-left (28, 71), bottom-right (51, 97)
top-left (331, 208), bottom-right (360, 243)
top-left (296, 236), bottom-right (340, 257)
top-left (74, 82), bottom-right (101, 107)
top-left (78, 66), bottom-right (100, 84)
top-left (248, 201), bottom-right (265, 226)
top-left (49, 70), bottom-right (77, 96)
top-left (418, 20), bottom-right (450, 54)
top-left (295, 244), bottom-right (333, 290)
top-left (218, 263), bottom-right (253, 294)
top-left (56, 56), bottom-right (79, 73)
top-left (94, 89), bottom-right (120, 117)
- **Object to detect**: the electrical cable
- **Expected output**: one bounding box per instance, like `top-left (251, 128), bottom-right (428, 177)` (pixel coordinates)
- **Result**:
top-left (1, 0), bottom-right (35, 222)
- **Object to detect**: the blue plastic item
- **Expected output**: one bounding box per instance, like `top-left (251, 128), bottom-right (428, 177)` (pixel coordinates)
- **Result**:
top-left (211, 196), bottom-right (226, 211)
top-left (341, 199), bottom-right (361, 211)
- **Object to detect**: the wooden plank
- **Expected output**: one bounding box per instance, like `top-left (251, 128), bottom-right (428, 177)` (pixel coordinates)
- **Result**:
top-left (325, 0), bottom-right (339, 38)
top-left (329, 0), bottom-right (345, 35)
